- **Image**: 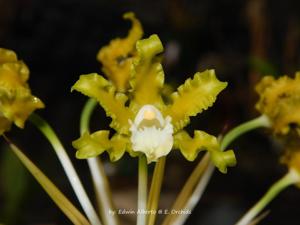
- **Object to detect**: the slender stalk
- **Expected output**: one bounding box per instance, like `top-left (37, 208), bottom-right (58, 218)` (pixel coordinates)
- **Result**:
top-left (161, 154), bottom-right (210, 225)
top-left (29, 113), bottom-right (102, 225)
top-left (235, 169), bottom-right (300, 225)
top-left (137, 155), bottom-right (148, 225)
top-left (147, 156), bottom-right (166, 225)
top-left (4, 137), bottom-right (90, 225)
top-left (80, 98), bottom-right (118, 225)
top-left (221, 114), bottom-right (270, 150)
top-left (173, 163), bottom-right (214, 225)
top-left (163, 115), bottom-right (271, 225)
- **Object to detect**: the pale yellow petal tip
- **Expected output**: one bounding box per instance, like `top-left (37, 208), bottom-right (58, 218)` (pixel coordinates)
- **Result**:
top-left (136, 34), bottom-right (164, 60)
top-left (255, 72), bottom-right (300, 135)
top-left (0, 48), bottom-right (44, 133)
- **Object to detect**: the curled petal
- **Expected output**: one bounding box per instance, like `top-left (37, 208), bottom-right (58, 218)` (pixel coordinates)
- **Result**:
top-left (163, 70), bottom-right (227, 132)
top-left (256, 73), bottom-right (300, 135)
top-left (0, 48), bottom-right (44, 134)
top-left (72, 131), bottom-right (131, 161)
top-left (130, 35), bottom-right (165, 110)
top-left (97, 12), bottom-right (143, 92)
top-left (72, 73), bottom-right (134, 134)
top-left (174, 130), bottom-right (236, 173)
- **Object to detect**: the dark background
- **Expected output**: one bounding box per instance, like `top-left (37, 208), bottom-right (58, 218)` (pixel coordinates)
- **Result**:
top-left (0, 0), bottom-right (300, 224)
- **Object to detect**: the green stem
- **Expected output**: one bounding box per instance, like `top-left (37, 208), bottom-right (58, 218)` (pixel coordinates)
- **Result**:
top-left (80, 98), bottom-right (118, 225)
top-left (80, 98), bottom-right (98, 135)
top-left (235, 169), bottom-right (300, 225)
top-left (147, 156), bottom-right (166, 225)
top-left (29, 113), bottom-right (102, 225)
top-left (162, 154), bottom-right (210, 225)
top-left (137, 155), bottom-right (148, 225)
top-left (221, 114), bottom-right (271, 150)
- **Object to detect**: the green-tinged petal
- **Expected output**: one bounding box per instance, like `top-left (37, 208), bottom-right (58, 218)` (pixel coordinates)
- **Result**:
top-left (97, 12), bottom-right (143, 92)
top-left (0, 48), bottom-right (44, 133)
top-left (72, 73), bottom-right (134, 134)
top-left (209, 149), bottom-right (236, 174)
top-left (174, 130), bottom-right (236, 173)
top-left (163, 70), bottom-right (227, 132)
top-left (130, 35), bottom-right (165, 109)
top-left (72, 131), bottom-right (132, 161)
top-left (107, 133), bottom-right (131, 161)
top-left (73, 131), bottom-right (111, 159)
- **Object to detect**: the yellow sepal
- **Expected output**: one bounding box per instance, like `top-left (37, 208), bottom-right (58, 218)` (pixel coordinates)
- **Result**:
top-left (163, 70), bottom-right (227, 132)
top-left (72, 131), bottom-right (131, 161)
top-left (97, 12), bottom-right (143, 92)
top-left (174, 130), bottom-right (236, 173)
top-left (73, 131), bottom-right (111, 159)
top-left (130, 34), bottom-right (165, 109)
top-left (72, 73), bottom-right (134, 134)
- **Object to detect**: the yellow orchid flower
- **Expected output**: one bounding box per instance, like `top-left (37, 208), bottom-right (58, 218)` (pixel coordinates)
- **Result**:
top-left (255, 72), bottom-right (300, 136)
top-left (72, 14), bottom-right (236, 173)
top-left (0, 48), bottom-right (44, 135)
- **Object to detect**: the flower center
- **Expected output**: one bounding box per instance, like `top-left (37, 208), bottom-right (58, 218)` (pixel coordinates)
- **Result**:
top-left (129, 105), bottom-right (174, 163)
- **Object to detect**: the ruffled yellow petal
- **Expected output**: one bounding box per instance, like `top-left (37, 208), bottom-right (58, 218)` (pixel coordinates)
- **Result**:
top-left (174, 130), bottom-right (236, 173)
top-left (163, 70), bottom-right (227, 132)
top-left (73, 131), bottom-right (111, 158)
top-left (72, 73), bottom-right (134, 134)
top-left (256, 73), bottom-right (300, 135)
top-left (130, 35), bottom-right (165, 110)
top-left (72, 131), bottom-right (132, 161)
top-left (0, 48), bottom-right (44, 133)
top-left (97, 12), bottom-right (143, 92)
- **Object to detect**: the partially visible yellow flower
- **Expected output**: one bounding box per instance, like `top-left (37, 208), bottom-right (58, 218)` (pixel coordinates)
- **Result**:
top-left (0, 48), bottom-right (44, 135)
top-left (280, 138), bottom-right (300, 188)
top-left (72, 13), bottom-right (236, 173)
top-left (255, 72), bottom-right (300, 136)
top-left (97, 12), bottom-right (143, 92)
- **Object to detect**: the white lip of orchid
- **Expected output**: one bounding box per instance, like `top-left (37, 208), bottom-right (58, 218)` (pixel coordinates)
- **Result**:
top-left (129, 105), bottom-right (174, 163)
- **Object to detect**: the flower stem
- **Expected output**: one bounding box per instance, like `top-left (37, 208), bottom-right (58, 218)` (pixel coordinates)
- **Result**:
top-left (163, 115), bottom-right (271, 225)
top-left (235, 169), bottom-right (300, 225)
top-left (161, 154), bottom-right (210, 225)
top-left (4, 136), bottom-right (90, 225)
top-left (137, 155), bottom-right (148, 225)
top-left (221, 114), bottom-right (271, 150)
top-left (29, 113), bottom-right (102, 225)
top-left (147, 156), bottom-right (166, 225)
top-left (80, 98), bottom-right (118, 225)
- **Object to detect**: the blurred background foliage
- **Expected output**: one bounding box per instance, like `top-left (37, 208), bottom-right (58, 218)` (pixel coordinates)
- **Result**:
top-left (0, 0), bottom-right (300, 224)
